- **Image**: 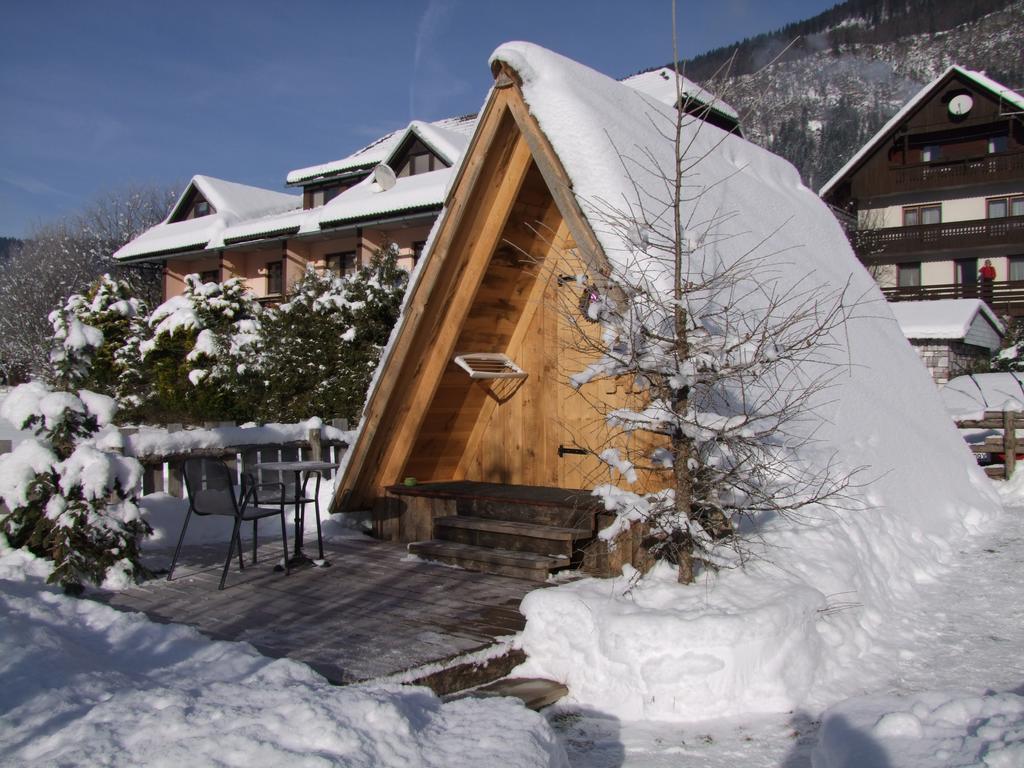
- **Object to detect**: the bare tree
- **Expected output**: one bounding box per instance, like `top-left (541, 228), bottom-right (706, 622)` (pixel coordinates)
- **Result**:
top-left (541, 34), bottom-right (863, 583)
top-left (0, 184), bottom-right (177, 383)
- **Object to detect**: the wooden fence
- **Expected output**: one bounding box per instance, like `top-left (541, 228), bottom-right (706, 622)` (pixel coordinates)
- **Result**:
top-left (0, 421), bottom-right (350, 499)
top-left (955, 410), bottom-right (1021, 480)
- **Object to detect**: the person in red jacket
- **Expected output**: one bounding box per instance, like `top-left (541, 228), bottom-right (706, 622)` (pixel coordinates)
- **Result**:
top-left (979, 259), bottom-right (996, 304)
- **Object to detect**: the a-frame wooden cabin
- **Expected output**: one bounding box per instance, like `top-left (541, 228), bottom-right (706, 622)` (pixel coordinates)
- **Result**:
top-left (330, 49), bottom-right (674, 579)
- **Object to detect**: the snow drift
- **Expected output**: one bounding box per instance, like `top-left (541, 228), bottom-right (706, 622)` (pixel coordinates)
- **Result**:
top-left (488, 42), bottom-right (1001, 721)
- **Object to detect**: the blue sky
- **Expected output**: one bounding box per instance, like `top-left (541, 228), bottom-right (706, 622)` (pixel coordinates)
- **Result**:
top-left (0, 0), bottom-right (839, 237)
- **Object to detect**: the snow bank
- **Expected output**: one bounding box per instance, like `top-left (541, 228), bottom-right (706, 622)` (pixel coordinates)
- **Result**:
top-left (490, 42), bottom-right (1001, 721)
top-left (941, 372), bottom-right (1024, 419)
top-left (0, 544), bottom-right (567, 767)
top-left (812, 690), bottom-right (1024, 768)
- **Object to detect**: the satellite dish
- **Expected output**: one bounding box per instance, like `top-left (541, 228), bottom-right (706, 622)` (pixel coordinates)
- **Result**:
top-left (948, 94), bottom-right (973, 117)
top-left (373, 163), bottom-right (397, 191)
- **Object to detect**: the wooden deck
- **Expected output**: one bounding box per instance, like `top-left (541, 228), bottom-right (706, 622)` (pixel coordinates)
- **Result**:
top-left (91, 534), bottom-right (540, 689)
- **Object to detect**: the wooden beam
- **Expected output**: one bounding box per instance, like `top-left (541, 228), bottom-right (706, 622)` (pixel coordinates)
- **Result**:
top-left (331, 91), bottom-right (519, 513)
top-left (368, 132), bottom-right (535, 496)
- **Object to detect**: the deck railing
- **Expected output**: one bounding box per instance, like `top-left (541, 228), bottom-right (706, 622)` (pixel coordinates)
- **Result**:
top-left (855, 215), bottom-right (1024, 259)
top-left (0, 420), bottom-right (350, 499)
top-left (955, 410), bottom-right (1022, 480)
top-left (890, 151), bottom-right (1024, 191)
top-left (882, 280), bottom-right (1024, 315)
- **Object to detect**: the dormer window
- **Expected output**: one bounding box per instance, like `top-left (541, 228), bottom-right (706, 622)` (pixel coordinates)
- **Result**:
top-left (304, 182), bottom-right (343, 209)
top-left (392, 136), bottom-right (447, 179)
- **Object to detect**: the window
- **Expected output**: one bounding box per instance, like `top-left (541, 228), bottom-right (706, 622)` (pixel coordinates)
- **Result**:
top-left (199, 269), bottom-right (219, 285)
top-left (921, 145), bottom-right (941, 162)
top-left (267, 261), bottom-right (284, 295)
top-left (326, 251), bottom-right (358, 277)
top-left (193, 200), bottom-right (211, 218)
top-left (310, 184), bottom-right (341, 208)
top-left (412, 240), bottom-right (427, 264)
top-left (988, 196), bottom-right (1024, 219)
top-left (398, 152), bottom-right (439, 177)
top-left (989, 135), bottom-right (1009, 154)
top-left (1010, 257), bottom-right (1024, 282)
top-left (903, 205), bottom-right (941, 226)
top-left (898, 263), bottom-right (921, 287)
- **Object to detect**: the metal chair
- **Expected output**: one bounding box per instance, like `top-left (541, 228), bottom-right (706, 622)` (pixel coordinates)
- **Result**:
top-left (169, 457), bottom-right (290, 590)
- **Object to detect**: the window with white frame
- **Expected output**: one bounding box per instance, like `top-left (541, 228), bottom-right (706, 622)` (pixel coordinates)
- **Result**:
top-left (1010, 257), bottom-right (1024, 282)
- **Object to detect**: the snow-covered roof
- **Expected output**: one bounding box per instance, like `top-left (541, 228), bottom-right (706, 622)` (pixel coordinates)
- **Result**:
top-left (285, 115), bottom-right (477, 186)
top-left (941, 372), bottom-right (1024, 418)
top-left (306, 167), bottom-right (452, 231)
top-left (622, 68), bottom-right (739, 120)
top-left (114, 176), bottom-right (300, 261)
top-left (889, 299), bottom-right (1005, 342)
top-left (820, 65), bottom-right (1024, 197)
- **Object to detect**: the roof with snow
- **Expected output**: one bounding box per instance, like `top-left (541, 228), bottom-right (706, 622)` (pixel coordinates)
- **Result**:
top-left (889, 299), bottom-right (1005, 344)
top-left (285, 115), bottom-right (477, 186)
top-left (114, 176), bottom-right (300, 261)
top-left (941, 372), bottom-right (1024, 418)
top-left (622, 68), bottom-right (739, 122)
top-left (820, 65), bottom-right (1024, 197)
top-left (336, 41), bottom-right (995, 535)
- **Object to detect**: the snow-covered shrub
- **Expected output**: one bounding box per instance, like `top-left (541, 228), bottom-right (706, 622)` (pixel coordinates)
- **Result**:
top-left (0, 382), bottom-right (149, 592)
top-left (993, 317), bottom-right (1024, 372)
top-left (126, 275), bottom-right (262, 423)
top-left (47, 274), bottom-right (145, 395)
top-left (257, 246), bottom-right (408, 423)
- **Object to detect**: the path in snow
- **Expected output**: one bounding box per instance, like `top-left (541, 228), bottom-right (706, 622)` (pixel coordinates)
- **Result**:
top-left (548, 504), bottom-right (1024, 767)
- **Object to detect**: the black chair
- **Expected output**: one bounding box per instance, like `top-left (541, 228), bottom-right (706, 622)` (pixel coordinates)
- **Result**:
top-left (169, 457), bottom-right (290, 590)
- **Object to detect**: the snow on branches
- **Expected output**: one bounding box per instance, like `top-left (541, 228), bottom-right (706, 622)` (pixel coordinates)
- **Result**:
top-left (0, 382), bottom-right (148, 592)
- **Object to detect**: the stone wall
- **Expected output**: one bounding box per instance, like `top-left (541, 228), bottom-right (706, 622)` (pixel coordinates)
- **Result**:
top-left (909, 339), bottom-right (990, 385)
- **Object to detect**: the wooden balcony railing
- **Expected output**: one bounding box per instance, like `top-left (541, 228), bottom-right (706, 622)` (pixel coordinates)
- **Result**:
top-left (882, 279), bottom-right (1024, 315)
top-left (889, 151), bottom-right (1024, 191)
top-left (854, 215), bottom-right (1024, 259)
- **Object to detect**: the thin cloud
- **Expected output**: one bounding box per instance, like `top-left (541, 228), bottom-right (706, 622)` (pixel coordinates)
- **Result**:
top-left (0, 172), bottom-right (72, 198)
top-left (409, 0), bottom-right (470, 119)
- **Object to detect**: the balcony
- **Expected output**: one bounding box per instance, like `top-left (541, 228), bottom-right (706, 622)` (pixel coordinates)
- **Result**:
top-left (854, 215), bottom-right (1024, 260)
top-left (889, 151), bottom-right (1024, 193)
top-left (882, 280), bottom-right (1024, 317)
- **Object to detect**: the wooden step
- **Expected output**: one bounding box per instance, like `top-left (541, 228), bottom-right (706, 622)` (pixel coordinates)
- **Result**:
top-left (453, 677), bottom-right (568, 710)
top-left (386, 481), bottom-right (602, 529)
top-left (408, 540), bottom-right (568, 582)
top-left (434, 515), bottom-right (592, 557)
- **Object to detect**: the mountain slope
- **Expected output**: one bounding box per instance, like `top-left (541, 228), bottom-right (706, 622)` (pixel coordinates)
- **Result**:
top-left (668, 1), bottom-right (1024, 190)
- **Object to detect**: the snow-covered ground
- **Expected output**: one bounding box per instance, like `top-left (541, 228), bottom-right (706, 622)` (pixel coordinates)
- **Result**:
top-left (546, 501), bottom-right (1024, 767)
top-left (0, 542), bottom-right (567, 767)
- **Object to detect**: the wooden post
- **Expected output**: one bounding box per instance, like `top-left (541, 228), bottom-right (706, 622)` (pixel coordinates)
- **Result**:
top-left (167, 460), bottom-right (184, 498)
top-left (309, 427), bottom-right (323, 461)
top-left (1005, 411), bottom-right (1018, 479)
top-left (142, 463), bottom-right (164, 494)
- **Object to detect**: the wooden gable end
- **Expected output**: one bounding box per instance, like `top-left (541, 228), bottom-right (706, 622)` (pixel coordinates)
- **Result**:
top-left (332, 67), bottom-right (667, 516)
top-left (827, 70), bottom-right (1024, 209)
